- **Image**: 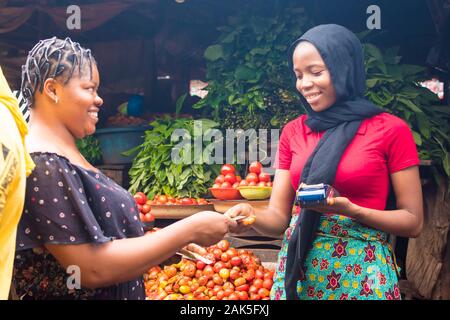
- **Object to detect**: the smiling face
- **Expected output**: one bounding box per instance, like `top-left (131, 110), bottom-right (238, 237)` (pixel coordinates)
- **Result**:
top-left (54, 64), bottom-right (103, 139)
top-left (292, 41), bottom-right (337, 112)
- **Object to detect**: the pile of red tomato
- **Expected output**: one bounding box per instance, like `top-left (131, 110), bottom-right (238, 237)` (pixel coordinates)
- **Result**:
top-left (133, 192), bottom-right (155, 223)
top-left (212, 162), bottom-right (272, 189)
top-left (212, 164), bottom-right (242, 189)
top-left (145, 240), bottom-right (274, 300)
top-left (241, 161), bottom-right (272, 187)
top-left (148, 195), bottom-right (210, 206)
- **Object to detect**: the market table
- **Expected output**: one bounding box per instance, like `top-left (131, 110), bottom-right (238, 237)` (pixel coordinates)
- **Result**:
top-left (152, 199), bottom-right (283, 269)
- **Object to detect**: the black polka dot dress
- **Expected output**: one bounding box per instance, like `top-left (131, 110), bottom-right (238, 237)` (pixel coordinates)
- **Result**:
top-left (14, 152), bottom-right (145, 300)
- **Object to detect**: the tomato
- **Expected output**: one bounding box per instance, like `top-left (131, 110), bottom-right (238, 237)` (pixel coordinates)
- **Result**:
top-left (212, 248), bottom-right (223, 261)
top-left (221, 182), bottom-right (232, 188)
top-left (245, 173), bottom-right (259, 184)
top-left (250, 293), bottom-right (261, 300)
top-left (234, 277), bottom-right (246, 287)
top-left (224, 173), bottom-right (236, 185)
top-left (179, 285), bottom-right (191, 294)
top-left (134, 192), bottom-right (147, 205)
top-left (203, 265), bottom-right (214, 279)
top-left (237, 249), bottom-right (247, 256)
top-left (222, 282), bottom-right (234, 291)
top-left (243, 269), bottom-right (255, 282)
top-left (235, 284), bottom-right (249, 292)
top-left (181, 198), bottom-right (193, 205)
top-left (216, 290), bottom-right (225, 300)
top-left (258, 288), bottom-right (270, 298)
top-left (196, 260), bottom-right (206, 270)
top-left (139, 213), bottom-right (145, 221)
top-left (263, 279), bottom-right (273, 290)
top-left (217, 240), bottom-right (230, 251)
top-left (219, 268), bottom-right (230, 280)
top-left (255, 269), bottom-right (264, 279)
top-left (264, 270), bottom-right (275, 280)
top-left (253, 278), bottom-right (263, 289)
top-left (229, 268), bottom-right (240, 281)
top-left (211, 286), bottom-right (221, 295)
top-left (230, 256), bottom-right (242, 267)
top-left (240, 254), bottom-right (251, 265)
top-left (226, 248), bottom-right (237, 258)
top-left (144, 213), bottom-right (155, 222)
top-left (248, 181), bottom-right (257, 186)
top-left (182, 262), bottom-right (196, 277)
top-left (221, 164), bottom-right (235, 176)
top-left (235, 175), bottom-right (242, 183)
top-left (223, 288), bottom-right (234, 298)
top-left (239, 180), bottom-right (249, 187)
top-left (232, 182), bottom-right (239, 189)
top-left (267, 181), bottom-right (273, 187)
top-left (215, 175), bottom-right (225, 184)
top-left (248, 161), bottom-right (262, 175)
top-left (228, 292), bottom-right (239, 300)
top-left (258, 172), bottom-right (271, 183)
top-left (206, 280), bottom-right (215, 289)
top-left (213, 274), bottom-right (224, 286)
top-left (141, 204), bottom-right (152, 214)
top-left (242, 216), bottom-right (256, 226)
top-left (237, 291), bottom-right (249, 300)
top-left (158, 195), bottom-right (168, 204)
top-left (198, 276), bottom-right (208, 286)
top-left (257, 181), bottom-right (267, 187)
top-left (212, 183), bottom-right (221, 189)
top-left (220, 252), bottom-right (230, 262)
top-left (213, 261), bottom-right (226, 273)
top-left (164, 265), bottom-right (177, 278)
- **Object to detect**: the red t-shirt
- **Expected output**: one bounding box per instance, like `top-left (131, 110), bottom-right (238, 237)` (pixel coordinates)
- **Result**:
top-left (274, 112), bottom-right (420, 210)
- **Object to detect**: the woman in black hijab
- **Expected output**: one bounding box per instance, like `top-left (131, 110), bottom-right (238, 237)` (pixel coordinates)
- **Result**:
top-left (226, 24), bottom-right (423, 300)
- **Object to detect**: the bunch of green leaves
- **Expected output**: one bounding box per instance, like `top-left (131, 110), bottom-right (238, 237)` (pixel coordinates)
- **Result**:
top-left (127, 117), bottom-right (222, 198)
top-left (76, 135), bottom-right (102, 164)
top-left (194, 2), bottom-right (310, 129)
top-left (364, 43), bottom-right (450, 178)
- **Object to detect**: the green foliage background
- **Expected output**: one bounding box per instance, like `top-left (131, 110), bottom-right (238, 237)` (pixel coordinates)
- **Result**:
top-left (192, 3), bottom-right (450, 179)
top-left (127, 117), bottom-right (222, 198)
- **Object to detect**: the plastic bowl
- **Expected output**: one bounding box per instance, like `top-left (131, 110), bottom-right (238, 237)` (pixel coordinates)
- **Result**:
top-left (238, 186), bottom-right (272, 200)
top-left (209, 188), bottom-right (242, 200)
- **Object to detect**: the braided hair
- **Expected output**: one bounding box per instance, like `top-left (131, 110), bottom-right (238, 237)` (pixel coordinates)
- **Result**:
top-left (21, 37), bottom-right (96, 109)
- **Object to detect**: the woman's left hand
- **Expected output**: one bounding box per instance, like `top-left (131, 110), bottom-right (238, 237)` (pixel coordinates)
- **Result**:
top-left (305, 196), bottom-right (360, 217)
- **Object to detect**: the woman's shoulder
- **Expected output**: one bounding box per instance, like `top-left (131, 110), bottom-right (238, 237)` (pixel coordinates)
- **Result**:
top-left (28, 152), bottom-right (75, 178)
top-left (366, 112), bottom-right (411, 132)
top-left (281, 114), bottom-right (309, 134)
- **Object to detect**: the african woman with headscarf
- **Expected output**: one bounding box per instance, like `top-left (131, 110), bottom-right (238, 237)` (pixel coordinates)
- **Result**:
top-left (225, 24), bottom-right (423, 300)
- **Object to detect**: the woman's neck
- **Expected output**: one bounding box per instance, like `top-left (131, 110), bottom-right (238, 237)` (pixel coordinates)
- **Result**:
top-left (27, 111), bottom-right (78, 155)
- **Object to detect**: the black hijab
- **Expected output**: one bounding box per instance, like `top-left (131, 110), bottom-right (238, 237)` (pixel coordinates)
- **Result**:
top-left (284, 24), bottom-right (384, 300)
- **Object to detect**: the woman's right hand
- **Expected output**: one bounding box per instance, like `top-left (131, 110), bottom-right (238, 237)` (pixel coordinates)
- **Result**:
top-left (224, 203), bottom-right (256, 234)
top-left (184, 211), bottom-right (237, 247)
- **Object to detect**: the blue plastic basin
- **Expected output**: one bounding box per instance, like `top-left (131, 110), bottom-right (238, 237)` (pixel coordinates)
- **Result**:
top-left (95, 126), bottom-right (150, 165)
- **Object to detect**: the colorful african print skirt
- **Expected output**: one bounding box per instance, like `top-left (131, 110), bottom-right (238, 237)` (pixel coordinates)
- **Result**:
top-left (270, 213), bottom-right (401, 300)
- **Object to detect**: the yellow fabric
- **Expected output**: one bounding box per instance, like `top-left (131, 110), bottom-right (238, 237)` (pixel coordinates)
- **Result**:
top-left (0, 66), bottom-right (35, 299)
top-left (0, 67), bottom-right (34, 176)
